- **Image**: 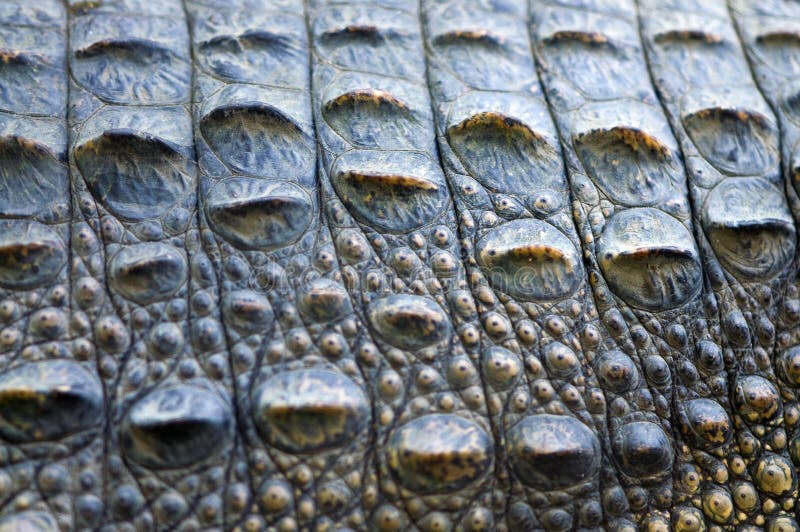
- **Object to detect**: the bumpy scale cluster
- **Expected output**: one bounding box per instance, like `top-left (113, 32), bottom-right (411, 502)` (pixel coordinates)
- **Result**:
top-left (309, 0), bottom-right (496, 529)
top-left (68, 0), bottom-right (234, 528)
top-left (186, 0), bottom-right (373, 529)
top-left (640, 0), bottom-right (798, 527)
top-left (0, 1), bottom-right (102, 529)
top-left (529, 0), bottom-right (710, 527)
top-left (421, 1), bottom-right (628, 530)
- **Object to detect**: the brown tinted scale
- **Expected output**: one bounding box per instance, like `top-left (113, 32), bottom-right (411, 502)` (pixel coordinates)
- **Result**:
top-left (420, 1), bottom-right (633, 530)
top-left (67, 0), bottom-right (236, 529)
top-left (639, 0), bottom-right (799, 527)
top-left (0, 1), bottom-right (106, 530)
top-left (186, 0), bottom-right (376, 529)
top-left (309, 1), bottom-right (496, 530)
top-left (528, 0), bottom-right (743, 529)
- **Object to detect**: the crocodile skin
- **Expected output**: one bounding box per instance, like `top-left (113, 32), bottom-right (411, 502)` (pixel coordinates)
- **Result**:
top-left (0, 0), bottom-right (799, 530)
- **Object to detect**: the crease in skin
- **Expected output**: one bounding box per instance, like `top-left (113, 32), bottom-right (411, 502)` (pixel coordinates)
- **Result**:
top-left (0, 50), bottom-right (48, 65)
top-left (608, 245), bottom-right (696, 261)
top-left (73, 37), bottom-right (173, 57)
top-left (324, 88), bottom-right (412, 113)
top-left (321, 24), bottom-right (382, 39)
top-left (199, 30), bottom-right (290, 50)
top-left (640, 0), bottom-right (800, 527)
top-left (338, 169), bottom-right (440, 192)
top-left (756, 31), bottom-right (800, 45)
top-left (433, 29), bottom-right (506, 47)
top-left (449, 112), bottom-right (547, 144)
top-left (0, 135), bottom-right (60, 160)
top-left (543, 29), bottom-right (610, 45)
top-left (75, 128), bottom-right (186, 156)
top-left (208, 194), bottom-right (305, 214)
top-left (200, 102), bottom-right (303, 132)
top-left (498, 243), bottom-right (572, 262)
top-left (685, 105), bottom-right (771, 129)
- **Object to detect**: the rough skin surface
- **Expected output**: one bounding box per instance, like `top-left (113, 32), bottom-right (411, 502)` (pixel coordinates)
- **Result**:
top-left (1, 0), bottom-right (800, 530)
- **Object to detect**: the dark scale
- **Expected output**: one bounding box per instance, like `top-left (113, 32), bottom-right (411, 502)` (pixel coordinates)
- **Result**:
top-left (730, 5), bottom-right (800, 529)
top-left (185, 0), bottom-right (376, 529)
top-left (0, 1), bottom-right (105, 530)
top-left (67, 0), bottom-right (235, 529)
top-left (420, 1), bottom-right (632, 530)
top-left (526, 1), bottom-right (730, 528)
top-left (308, 1), bottom-right (496, 530)
top-left (639, 0), bottom-right (799, 527)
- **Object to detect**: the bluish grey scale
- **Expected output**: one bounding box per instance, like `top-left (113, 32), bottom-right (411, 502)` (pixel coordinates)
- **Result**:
top-left (308, 1), bottom-right (496, 530)
top-left (638, 0), bottom-right (798, 526)
top-left (66, 1), bottom-right (236, 529)
top-left (526, 0), bottom-right (730, 527)
top-left (0, 2), bottom-right (105, 529)
top-left (185, 1), bottom-right (377, 529)
top-left (419, 1), bottom-right (636, 530)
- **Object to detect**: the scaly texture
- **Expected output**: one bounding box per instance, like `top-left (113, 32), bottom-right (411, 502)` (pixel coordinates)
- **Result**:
top-left (308, 1), bottom-right (496, 530)
top-left (730, 7), bottom-right (800, 529)
top-left (0, 2), bottom-right (104, 530)
top-left (639, 0), bottom-right (799, 527)
top-left (0, 2), bottom-right (798, 531)
top-left (527, 1), bottom-right (717, 527)
top-left (68, 0), bottom-right (236, 529)
top-left (420, 1), bottom-right (631, 530)
top-left (186, 0), bottom-right (375, 529)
